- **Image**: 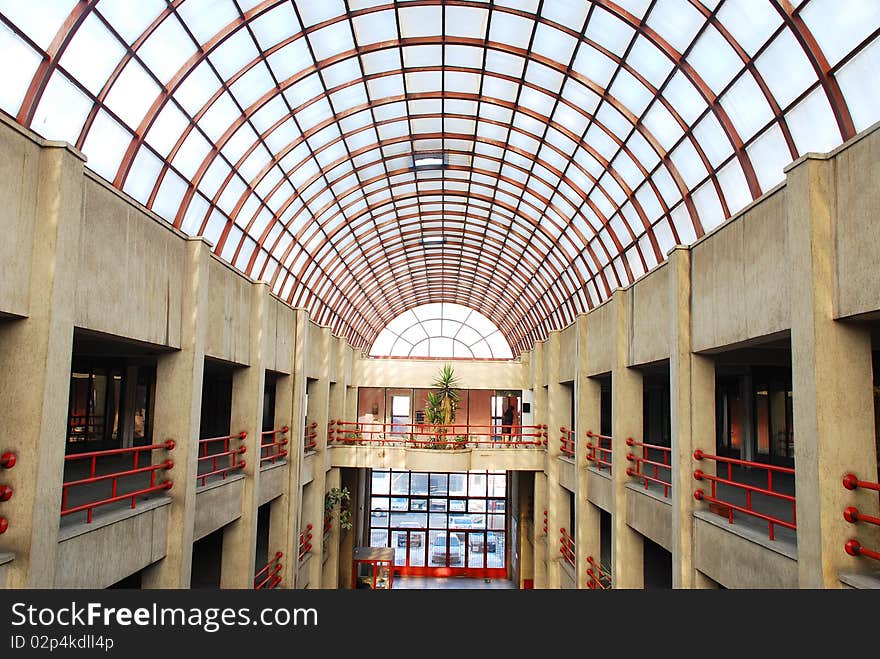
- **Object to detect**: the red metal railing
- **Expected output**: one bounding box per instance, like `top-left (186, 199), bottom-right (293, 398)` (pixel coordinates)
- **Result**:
top-left (542, 509), bottom-right (547, 535)
top-left (0, 452), bottom-right (14, 534)
top-left (254, 551), bottom-right (283, 589)
top-left (197, 432), bottom-right (246, 487)
top-left (585, 431), bottom-right (612, 471)
top-left (329, 420), bottom-right (547, 448)
top-left (693, 449), bottom-right (796, 541)
top-left (304, 422), bottom-right (318, 453)
top-left (61, 441), bottom-right (175, 523)
top-left (586, 556), bottom-right (611, 590)
top-left (298, 524), bottom-right (313, 562)
top-left (559, 427), bottom-right (575, 458)
top-left (559, 528), bottom-right (575, 567)
top-left (843, 472), bottom-right (880, 562)
top-left (626, 437), bottom-right (671, 497)
top-left (260, 426), bottom-right (289, 467)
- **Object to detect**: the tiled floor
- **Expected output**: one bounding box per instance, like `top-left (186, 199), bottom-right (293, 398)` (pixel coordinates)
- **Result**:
top-left (393, 576), bottom-right (516, 589)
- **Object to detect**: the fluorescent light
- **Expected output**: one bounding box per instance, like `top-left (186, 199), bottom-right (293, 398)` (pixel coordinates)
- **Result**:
top-left (421, 235), bottom-right (445, 245)
top-left (413, 153), bottom-right (445, 169)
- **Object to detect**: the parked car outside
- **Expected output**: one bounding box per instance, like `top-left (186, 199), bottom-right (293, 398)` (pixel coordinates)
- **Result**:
top-left (431, 535), bottom-right (462, 564)
top-left (396, 522), bottom-right (423, 547)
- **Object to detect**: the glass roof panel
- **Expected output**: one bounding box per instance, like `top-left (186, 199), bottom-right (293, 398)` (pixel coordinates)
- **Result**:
top-left (3, 0), bottom-right (876, 354)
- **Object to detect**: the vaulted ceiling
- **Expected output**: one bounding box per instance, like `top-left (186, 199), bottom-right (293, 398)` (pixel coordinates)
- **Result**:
top-left (1, 0), bottom-right (878, 354)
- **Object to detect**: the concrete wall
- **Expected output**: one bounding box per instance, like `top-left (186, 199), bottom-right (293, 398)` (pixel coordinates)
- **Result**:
top-left (584, 300), bottom-right (614, 376)
top-left (258, 463), bottom-right (287, 506)
top-left (204, 257), bottom-right (252, 364)
top-left (691, 188), bottom-right (789, 352)
top-left (263, 299), bottom-right (294, 375)
top-left (354, 357), bottom-right (528, 389)
top-left (193, 477), bottom-right (244, 541)
top-left (832, 125), bottom-right (880, 319)
top-left (586, 470), bottom-right (612, 512)
top-left (0, 119), bottom-right (41, 318)
top-left (55, 501), bottom-right (169, 588)
top-left (629, 264), bottom-right (669, 366)
top-left (76, 175), bottom-right (185, 348)
top-left (558, 325), bottom-right (576, 383)
top-left (625, 486), bottom-right (672, 552)
top-left (693, 513), bottom-right (798, 589)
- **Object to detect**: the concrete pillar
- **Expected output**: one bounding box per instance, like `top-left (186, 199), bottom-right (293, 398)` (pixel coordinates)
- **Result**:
top-left (786, 155), bottom-right (880, 588)
top-left (142, 238), bottom-right (211, 588)
top-left (574, 314), bottom-right (602, 589)
top-left (279, 309), bottom-right (308, 587)
top-left (0, 144), bottom-right (83, 587)
top-left (220, 282), bottom-right (269, 588)
top-left (668, 247), bottom-right (716, 589)
top-left (544, 331), bottom-right (571, 588)
top-left (532, 470), bottom-right (548, 589)
top-left (322, 467), bottom-right (341, 587)
top-left (267, 363), bottom-right (293, 586)
top-left (303, 326), bottom-right (330, 588)
top-left (610, 289), bottom-right (644, 589)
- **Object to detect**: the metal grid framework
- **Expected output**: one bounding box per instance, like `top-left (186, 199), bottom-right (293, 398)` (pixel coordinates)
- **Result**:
top-left (1, 0), bottom-right (878, 355)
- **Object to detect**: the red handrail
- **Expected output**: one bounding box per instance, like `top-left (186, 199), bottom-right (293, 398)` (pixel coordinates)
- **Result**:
top-left (626, 437), bottom-right (671, 497)
top-left (542, 509), bottom-right (547, 535)
top-left (693, 449), bottom-right (796, 541)
top-left (843, 472), bottom-right (880, 563)
top-left (304, 422), bottom-right (318, 453)
top-left (197, 432), bottom-right (246, 487)
top-left (585, 430), bottom-right (612, 471)
top-left (329, 420), bottom-right (547, 448)
top-left (0, 452), bottom-right (13, 534)
top-left (254, 551), bottom-right (283, 589)
top-left (260, 426), bottom-right (289, 467)
top-left (560, 528), bottom-right (575, 567)
top-left (586, 556), bottom-right (611, 590)
top-left (61, 440), bottom-right (175, 523)
top-left (298, 524), bottom-right (313, 562)
top-left (559, 427), bottom-right (575, 458)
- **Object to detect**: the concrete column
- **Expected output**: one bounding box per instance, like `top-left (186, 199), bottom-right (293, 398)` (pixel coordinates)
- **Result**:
top-left (610, 289), bottom-right (644, 589)
top-left (279, 310), bottom-right (308, 588)
top-left (0, 144), bottom-right (83, 587)
top-left (220, 282), bottom-right (268, 588)
top-left (574, 314), bottom-right (602, 589)
top-left (786, 156), bottom-right (880, 588)
top-left (532, 470), bottom-right (548, 589)
top-left (142, 238), bottom-right (211, 588)
top-left (668, 246), bottom-right (716, 589)
top-left (304, 327), bottom-right (330, 588)
top-left (544, 332), bottom-right (571, 588)
top-left (267, 365), bottom-right (293, 586)
top-left (321, 467), bottom-right (341, 587)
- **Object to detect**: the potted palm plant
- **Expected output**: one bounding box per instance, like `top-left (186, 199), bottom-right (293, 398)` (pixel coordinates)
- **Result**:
top-left (424, 364), bottom-right (462, 449)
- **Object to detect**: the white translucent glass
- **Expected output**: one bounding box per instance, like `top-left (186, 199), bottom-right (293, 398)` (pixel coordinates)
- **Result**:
top-left (720, 72), bottom-right (774, 141)
top-left (663, 71), bottom-right (706, 125)
top-left (175, 61), bottom-right (222, 115)
top-left (646, 0), bottom-right (704, 53)
top-left (59, 14), bottom-right (125, 95)
top-left (0, 0), bottom-right (78, 50)
top-left (172, 129), bottom-right (213, 179)
top-left (177, 0), bottom-right (239, 44)
top-left (802, 0), bottom-right (880, 66)
top-left (668, 138), bottom-right (707, 188)
top-left (692, 112), bottom-right (732, 168)
top-left (627, 35), bottom-right (673, 88)
top-left (488, 10), bottom-right (534, 49)
top-left (531, 22), bottom-right (578, 63)
top-left (266, 38), bottom-right (312, 81)
top-left (715, 0), bottom-right (780, 57)
top-left (610, 69), bottom-right (653, 115)
top-left (445, 6), bottom-right (489, 40)
top-left (31, 71), bottom-right (92, 142)
top-left (746, 123), bottom-right (791, 191)
top-left (755, 29), bottom-right (816, 110)
top-left (785, 87), bottom-right (842, 156)
top-left (297, 0), bottom-right (345, 28)
top-left (836, 35), bottom-right (880, 132)
top-left (642, 101), bottom-right (683, 151)
top-left (230, 61), bottom-right (273, 108)
top-left (200, 92), bottom-right (240, 141)
top-left (97, 0), bottom-right (166, 45)
top-left (105, 59), bottom-right (162, 128)
top-left (688, 25), bottom-right (741, 95)
top-left (716, 158), bottom-right (752, 217)
top-left (0, 23), bottom-right (42, 116)
top-left (584, 7), bottom-right (634, 56)
top-left (691, 180), bottom-right (724, 232)
top-left (81, 110), bottom-right (130, 180)
top-left (138, 15), bottom-right (198, 85)
top-left (123, 146), bottom-right (164, 205)
top-left (153, 170), bottom-right (190, 222)
top-left (308, 21), bottom-right (354, 61)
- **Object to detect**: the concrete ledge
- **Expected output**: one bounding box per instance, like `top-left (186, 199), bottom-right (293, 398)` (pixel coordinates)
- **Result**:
top-left (0, 552), bottom-right (13, 589)
top-left (194, 474), bottom-right (244, 541)
top-left (625, 484), bottom-right (671, 552)
top-left (557, 456), bottom-right (576, 492)
top-left (58, 496), bottom-right (171, 541)
top-left (258, 460), bottom-right (287, 506)
top-left (560, 561), bottom-right (577, 589)
top-left (54, 502), bottom-right (169, 588)
top-left (586, 467), bottom-right (612, 513)
top-left (327, 445), bottom-right (545, 472)
top-left (838, 570), bottom-right (880, 589)
top-left (302, 452), bottom-right (316, 485)
top-left (693, 512), bottom-right (798, 588)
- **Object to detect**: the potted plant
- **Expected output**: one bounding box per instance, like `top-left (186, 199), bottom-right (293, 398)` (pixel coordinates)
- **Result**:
top-left (324, 486), bottom-right (352, 531)
top-left (424, 365), bottom-right (461, 449)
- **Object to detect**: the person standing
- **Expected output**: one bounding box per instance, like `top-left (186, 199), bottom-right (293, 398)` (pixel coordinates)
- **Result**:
top-left (502, 398), bottom-right (517, 444)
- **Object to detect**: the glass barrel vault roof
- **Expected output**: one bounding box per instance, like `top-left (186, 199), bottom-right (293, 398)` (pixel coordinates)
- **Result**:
top-left (0, 0), bottom-right (878, 355)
